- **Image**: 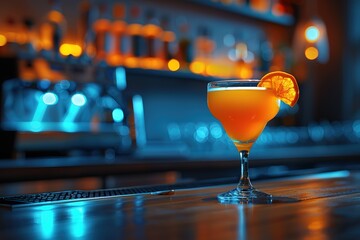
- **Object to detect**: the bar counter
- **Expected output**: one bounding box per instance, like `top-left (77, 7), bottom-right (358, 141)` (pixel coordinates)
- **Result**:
top-left (1, 169), bottom-right (360, 239)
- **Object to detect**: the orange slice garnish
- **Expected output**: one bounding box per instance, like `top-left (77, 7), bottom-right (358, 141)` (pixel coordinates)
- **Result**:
top-left (258, 71), bottom-right (299, 107)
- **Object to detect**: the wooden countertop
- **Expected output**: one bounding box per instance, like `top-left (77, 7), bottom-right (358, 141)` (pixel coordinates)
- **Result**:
top-left (0, 170), bottom-right (360, 239)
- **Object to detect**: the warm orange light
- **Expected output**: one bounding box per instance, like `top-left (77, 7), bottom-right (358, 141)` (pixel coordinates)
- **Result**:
top-left (48, 10), bottom-right (64, 24)
top-left (205, 64), bottom-right (218, 76)
top-left (239, 68), bottom-right (253, 78)
top-left (308, 220), bottom-right (324, 231)
top-left (3, 32), bottom-right (27, 44)
top-left (142, 24), bottom-right (162, 37)
top-left (205, 63), bottom-right (233, 78)
top-left (141, 57), bottom-right (164, 69)
top-left (40, 23), bottom-right (53, 50)
top-left (168, 59), bottom-right (180, 71)
top-left (163, 31), bottom-right (175, 42)
top-left (235, 64), bottom-right (253, 79)
top-left (93, 19), bottom-right (111, 32)
top-left (5, 32), bottom-right (17, 42)
top-left (111, 21), bottom-right (127, 33)
top-left (127, 24), bottom-right (142, 35)
top-left (190, 61), bottom-right (206, 75)
top-left (59, 43), bottom-right (82, 57)
top-left (124, 56), bottom-right (139, 68)
top-left (85, 43), bottom-right (96, 58)
top-left (16, 32), bottom-right (27, 44)
top-left (0, 34), bottom-right (7, 46)
top-left (107, 54), bottom-right (124, 66)
top-left (305, 47), bottom-right (319, 60)
top-left (236, 42), bottom-right (248, 59)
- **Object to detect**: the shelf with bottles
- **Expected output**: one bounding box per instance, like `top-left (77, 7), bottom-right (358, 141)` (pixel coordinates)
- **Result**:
top-left (12, 50), bottom-right (221, 84)
top-left (11, 47), bottom-right (277, 90)
top-left (187, 0), bottom-right (295, 26)
top-left (0, 0), bottom-right (292, 83)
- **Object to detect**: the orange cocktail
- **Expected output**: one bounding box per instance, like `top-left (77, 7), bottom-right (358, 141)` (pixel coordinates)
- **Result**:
top-left (207, 73), bottom-right (299, 203)
top-left (208, 86), bottom-right (280, 151)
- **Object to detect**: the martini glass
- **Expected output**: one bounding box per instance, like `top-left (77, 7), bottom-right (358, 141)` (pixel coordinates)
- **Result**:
top-left (207, 79), bottom-right (280, 203)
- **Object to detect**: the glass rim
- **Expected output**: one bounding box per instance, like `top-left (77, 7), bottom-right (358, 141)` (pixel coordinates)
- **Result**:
top-left (207, 79), bottom-right (261, 90)
top-left (209, 78), bottom-right (260, 83)
top-left (208, 79), bottom-right (260, 83)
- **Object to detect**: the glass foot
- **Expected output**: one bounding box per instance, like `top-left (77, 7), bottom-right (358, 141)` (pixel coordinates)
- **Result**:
top-left (217, 188), bottom-right (272, 204)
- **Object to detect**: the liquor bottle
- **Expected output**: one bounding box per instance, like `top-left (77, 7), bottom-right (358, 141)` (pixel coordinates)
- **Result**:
top-left (141, 10), bottom-right (163, 69)
top-left (39, 0), bottom-right (66, 57)
top-left (211, 33), bottom-right (235, 78)
top-left (22, 17), bottom-right (37, 55)
top-left (107, 2), bottom-right (127, 66)
top-left (176, 18), bottom-right (193, 70)
top-left (191, 26), bottom-right (215, 76)
top-left (92, 3), bottom-right (111, 61)
top-left (160, 16), bottom-right (176, 68)
top-left (124, 4), bottom-right (144, 68)
top-left (233, 36), bottom-right (254, 79)
top-left (79, 0), bottom-right (95, 59)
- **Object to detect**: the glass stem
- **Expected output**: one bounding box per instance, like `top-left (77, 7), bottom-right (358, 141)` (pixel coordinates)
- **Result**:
top-left (237, 150), bottom-right (254, 191)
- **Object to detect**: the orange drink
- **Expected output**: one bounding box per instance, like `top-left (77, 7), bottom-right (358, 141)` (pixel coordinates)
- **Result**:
top-left (208, 86), bottom-right (280, 151)
top-left (207, 72), bottom-right (299, 203)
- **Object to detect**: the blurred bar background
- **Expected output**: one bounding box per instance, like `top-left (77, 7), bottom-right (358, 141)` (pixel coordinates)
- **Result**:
top-left (0, 0), bottom-right (359, 194)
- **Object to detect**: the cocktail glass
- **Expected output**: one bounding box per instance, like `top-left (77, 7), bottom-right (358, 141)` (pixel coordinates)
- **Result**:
top-left (207, 79), bottom-right (280, 203)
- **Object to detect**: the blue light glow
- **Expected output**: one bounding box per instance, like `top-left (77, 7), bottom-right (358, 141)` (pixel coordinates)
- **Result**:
top-left (71, 93), bottom-right (87, 107)
top-left (303, 170), bottom-right (350, 180)
top-left (353, 120), bottom-right (360, 137)
top-left (167, 123), bottom-right (181, 141)
top-left (38, 80), bottom-right (51, 90)
top-left (133, 95), bottom-right (146, 146)
top-left (59, 80), bottom-right (71, 89)
top-left (69, 207), bottom-right (85, 238)
top-left (305, 26), bottom-right (320, 42)
top-left (115, 67), bottom-right (127, 90)
top-left (308, 125), bottom-right (325, 142)
top-left (61, 122), bottom-right (79, 132)
top-left (38, 209), bottom-right (55, 239)
top-left (84, 83), bottom-right (100, 98)
top-left (194, 125), bottom-right (209, 143)
top-left (223, 34), bottom-right (235, 47)
top-left (42, 92), bottom-right (58, 105)
top-left (210, 123), bottom-right (223, 139)
top-left (30, 121), bottom-right (43, 132)
top-left (32, 103), bottom-right (47, 122)
top-left (112, 108), bottom-right (124, 122)
top-left (63, 105), bottom-right (81, 122)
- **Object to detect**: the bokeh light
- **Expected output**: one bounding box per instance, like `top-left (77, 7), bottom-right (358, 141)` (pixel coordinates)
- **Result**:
top-left (305, 26), bottom-right (320, 42)
top-left (189, 61), bottom-right (206, 75)
top-left (60, 43), bottom-right (82, 57)
top-left (71, 93), bottom-right (87, 107)
top-left (168, 59), bottom-right (180, 71)
top-left (42, 92), bottom-right (58, 106)
top-left (0, 34), bottom-right (7, 46)
top-left (112, 108), bottom-right (124, 122)
top-left (305, 47), bottom-right (319, 60)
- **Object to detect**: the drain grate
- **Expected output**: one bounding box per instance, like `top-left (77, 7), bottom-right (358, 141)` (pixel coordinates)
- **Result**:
top-left (0, 177), bottom-right (237, 208)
